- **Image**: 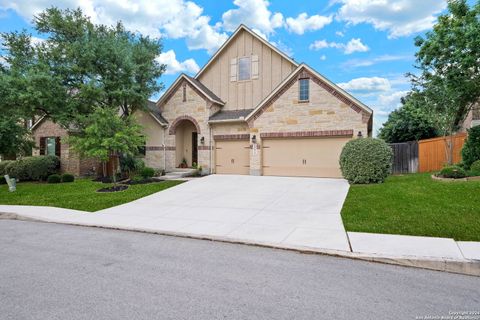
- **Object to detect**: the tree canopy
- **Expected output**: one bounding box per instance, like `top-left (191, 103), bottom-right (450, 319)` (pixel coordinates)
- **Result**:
top-left (0, 7), bottom-right (165, 128)
top-left (410, 0), bottom-right (480, 136)
top-left (378, 94), bottom-right (438, 143)
top-left (68, 108), bottom-right (145, 176)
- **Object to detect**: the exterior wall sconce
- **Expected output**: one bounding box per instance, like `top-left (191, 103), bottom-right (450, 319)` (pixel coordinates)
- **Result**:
top-left (357, 131), bottom-right (363, 138)
top-left (200, 136), bottom-right (205, 145)
top-left (251, 135), bottom-right (257, 144)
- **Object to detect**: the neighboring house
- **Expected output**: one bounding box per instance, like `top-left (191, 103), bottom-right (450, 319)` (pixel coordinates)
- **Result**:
top-left (30, 117), bottom-right (99, 176)
top-left (461, 102), bottom-right (480, 132)
top-left (139, 25), bottom-right (373, 178)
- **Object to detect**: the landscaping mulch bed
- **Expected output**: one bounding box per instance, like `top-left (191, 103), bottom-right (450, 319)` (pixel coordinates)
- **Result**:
top-left (123, 178), bottom-right (164, 185)
top-left (96, 185), bottom-right (129, 193)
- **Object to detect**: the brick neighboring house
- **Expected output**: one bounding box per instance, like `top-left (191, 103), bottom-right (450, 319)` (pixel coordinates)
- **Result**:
top-left (30, 102), bottom-right (165, 176)
top-left (137, 25), bottom-right (373, 178)
top-left (30, 117), bottom-right (99, 176)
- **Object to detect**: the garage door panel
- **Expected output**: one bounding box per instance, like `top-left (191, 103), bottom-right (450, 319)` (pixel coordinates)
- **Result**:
top-left (263, 137), bottom-right (350, 178)
top-left (216, 140), bottom-right (250, 175)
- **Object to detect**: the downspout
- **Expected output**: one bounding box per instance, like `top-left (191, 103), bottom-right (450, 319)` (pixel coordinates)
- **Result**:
top-left (209, 123), bottom-right (212, 174)
top-left (163, 126), bottom-right (167, 172)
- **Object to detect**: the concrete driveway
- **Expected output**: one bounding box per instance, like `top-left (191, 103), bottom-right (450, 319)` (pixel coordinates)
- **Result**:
top-left (99, 175), bottom-right (351, 251)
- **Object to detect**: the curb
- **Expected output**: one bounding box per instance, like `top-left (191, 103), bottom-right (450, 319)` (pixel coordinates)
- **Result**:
top-left (1, 211), bottom-right (479, 277)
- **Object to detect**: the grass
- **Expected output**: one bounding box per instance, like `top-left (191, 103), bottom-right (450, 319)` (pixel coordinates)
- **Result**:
top-left (341, 173), bottom-right (480, 241)
top-left (0, 179), bottom-right (183, 212)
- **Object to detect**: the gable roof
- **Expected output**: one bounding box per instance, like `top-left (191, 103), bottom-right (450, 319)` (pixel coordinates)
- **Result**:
top-left (194, 24), bottom-right (299, 79)
top-left (146, 100), bottom-right (168, 126)
top-left (156, 73), bottom-right (225, 106)
top-left (245, 63), bottom-right (373, 124)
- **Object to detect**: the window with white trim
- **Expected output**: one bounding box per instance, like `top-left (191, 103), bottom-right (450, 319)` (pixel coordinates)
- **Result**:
top-left (299, 78), bottom-right (309, 102)
top-left (238, 57), bottom-right (251, 81)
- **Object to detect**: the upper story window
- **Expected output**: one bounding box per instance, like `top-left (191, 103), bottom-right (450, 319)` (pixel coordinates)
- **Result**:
top-left (238, 57), bottom-right (251, 81)
top-left (299, 78), bottom-right (309, 102)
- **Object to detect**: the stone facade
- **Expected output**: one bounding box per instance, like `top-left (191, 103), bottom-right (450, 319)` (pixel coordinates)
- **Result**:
top-left (160, 79), bottom-right (221, 173)
top-left (31, 119), bottom-right (98, 176)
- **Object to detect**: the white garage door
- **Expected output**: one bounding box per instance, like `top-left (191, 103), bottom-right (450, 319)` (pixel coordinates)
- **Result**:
top-left (262, 137), bottom-right (350, 178)
top-left (215, 140), bottom-right (250, 175)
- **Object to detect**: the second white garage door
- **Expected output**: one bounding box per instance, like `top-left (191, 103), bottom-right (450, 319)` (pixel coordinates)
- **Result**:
top-left (262, 137), bottom-right (350, 178)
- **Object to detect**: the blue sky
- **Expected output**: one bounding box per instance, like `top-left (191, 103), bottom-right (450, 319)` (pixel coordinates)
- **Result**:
top-left (0, 0), bottom-right (470, 134)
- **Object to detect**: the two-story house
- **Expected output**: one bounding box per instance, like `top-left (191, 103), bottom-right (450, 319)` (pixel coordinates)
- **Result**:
top-left (140, 25), bottom-right (373, 178)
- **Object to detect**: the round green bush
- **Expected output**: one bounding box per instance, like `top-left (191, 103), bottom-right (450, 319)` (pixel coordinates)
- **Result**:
top-left (139, 167), bottom-right (155, 179)
top-left (439, 165), bottom-right (466, 179)
top-left (462, 126), bottom-right (480, 169)
top-left (5, 155), bottom-right (60, 181)
top-left (47, 174), bottom-right (62, 184)
top-left (340, 138), bottom-right (393, 184)
top-left (61, 173), bottom-right (75, 183)
top-left (469, 160), bottom-right (480, 176)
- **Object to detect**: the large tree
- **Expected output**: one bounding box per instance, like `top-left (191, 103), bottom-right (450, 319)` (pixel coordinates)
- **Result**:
top-left (0, 7), bottom-right (165, 128)
top-left (410, 0), bottom-right (480, 163)
top-left (379, 93), bottom-right (438, 143)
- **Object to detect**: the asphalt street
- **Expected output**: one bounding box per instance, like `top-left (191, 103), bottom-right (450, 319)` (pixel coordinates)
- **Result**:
top-left (0, 219), bottom-right (478, 320)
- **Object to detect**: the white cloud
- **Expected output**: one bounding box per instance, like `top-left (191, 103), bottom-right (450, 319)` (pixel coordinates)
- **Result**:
top-left (0, 0), bottom-right (228, 53)
top-left (309, 38), bottom-right (369, 55)
top-left (222, 0), bottom-right (284, 36)
top-left (336, 0), bottom-right (447, 38)
top-left (155, 50), bottom-right (199, 75)
top-left (343, 38), bottom-right (369, 54)
top-left (285, 13), bottom-right (332, 35)
top-left (342, 54), bottom-right (413, 68)
top-left (338, 77), bottom-right (391, 92)
top-left (320, 55), bottom-right (326, 61)
top-left (335, 31), bottom-right (344, 37)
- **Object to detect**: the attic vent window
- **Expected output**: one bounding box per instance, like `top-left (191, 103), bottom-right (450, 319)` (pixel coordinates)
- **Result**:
top-left (182, 83), bottom-right (187, 102)
top-left (238, 57), bottom-right (251, 81)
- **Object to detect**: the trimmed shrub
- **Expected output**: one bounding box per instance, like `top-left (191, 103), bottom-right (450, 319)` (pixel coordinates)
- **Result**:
top-left (61, 173), bottom-right (75, 183)
top-left (0, 160), bottom-right (13, 175)
top-left (47, 174), bottom-right (62, 184)
top-left (462, 126), bottom-right (480, 169)
top-left (469, 160), bottom-right (480, 176)
top-left (340, 138), bottom-right (393, 184)
top-left (5, 155), bottom-right (60, 181)
top-left (0, 176), bottom-right (6, 185)
top-left (139, 166), bottom-right (155, 179)
top-left (439, 165), bottom-right (467, 179)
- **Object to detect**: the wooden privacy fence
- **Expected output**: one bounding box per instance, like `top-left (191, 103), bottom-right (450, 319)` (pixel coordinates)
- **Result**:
top-left (418, 133), bottom-right (467, 173)
top-left (389, 141), bottom-right (418, 174)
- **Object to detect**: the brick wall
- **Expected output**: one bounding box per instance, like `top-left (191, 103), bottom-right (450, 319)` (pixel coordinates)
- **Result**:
top-left (32, 119), bottom-right (99, 176)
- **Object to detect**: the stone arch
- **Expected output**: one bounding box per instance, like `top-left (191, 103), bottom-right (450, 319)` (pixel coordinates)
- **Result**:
top-left (168, 115), bottom-right (201, 135)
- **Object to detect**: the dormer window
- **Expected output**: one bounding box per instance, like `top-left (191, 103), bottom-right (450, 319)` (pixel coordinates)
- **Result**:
top-left (238, 57), bottom-right (251, 81)
top-left (299, 78), bottom-right (309, 102)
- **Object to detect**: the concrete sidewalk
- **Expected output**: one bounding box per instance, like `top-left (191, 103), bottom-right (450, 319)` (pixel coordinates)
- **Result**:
top-left (1, 204), bottom-right (479, 276)
top-left (0, 175), bottom-right (479, 275)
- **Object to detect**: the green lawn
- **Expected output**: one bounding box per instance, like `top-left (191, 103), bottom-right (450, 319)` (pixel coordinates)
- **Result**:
top-left (341, 173), bottom-right (480, 241)
top-left (0, 179), bottom-right (183, 212)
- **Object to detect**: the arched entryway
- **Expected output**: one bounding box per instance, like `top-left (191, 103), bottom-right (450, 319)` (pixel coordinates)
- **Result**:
top-left (169, 116), bottom-right (201, 168)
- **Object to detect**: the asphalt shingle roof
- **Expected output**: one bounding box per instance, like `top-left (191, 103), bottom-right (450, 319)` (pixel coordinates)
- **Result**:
top-left (209, 109), bottom-right (254, 121)
top-left (185, 75), bottom-right (224, 104)
top-left (146, 100), bottom-right (168, 125)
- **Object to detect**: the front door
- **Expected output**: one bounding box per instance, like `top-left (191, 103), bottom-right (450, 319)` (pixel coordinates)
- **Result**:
top-left (192, 132), bottom-right (198, 166)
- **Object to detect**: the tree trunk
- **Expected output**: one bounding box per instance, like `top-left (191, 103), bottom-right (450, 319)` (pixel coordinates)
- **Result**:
top-left (102, 161), bottom-right (107, 178)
